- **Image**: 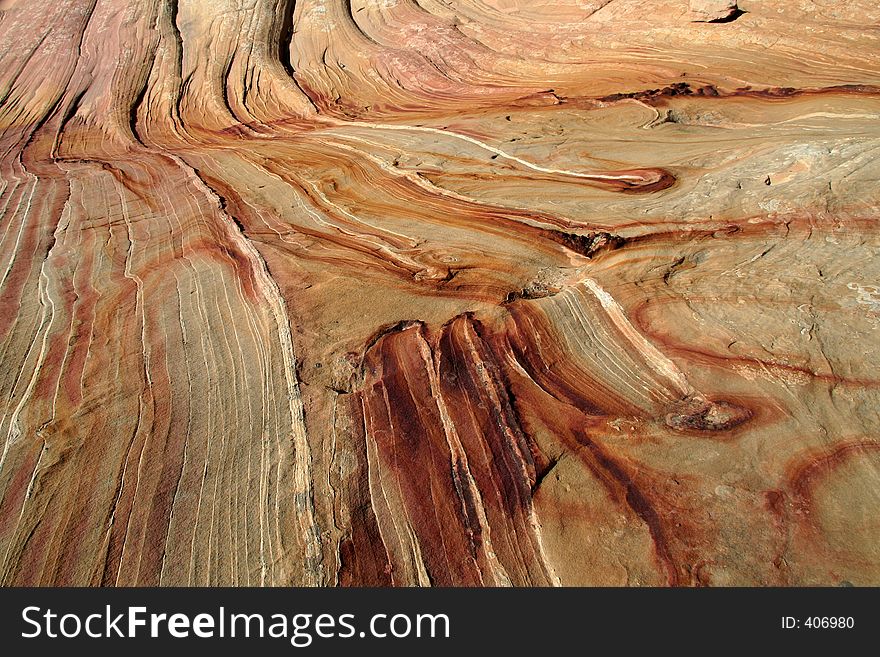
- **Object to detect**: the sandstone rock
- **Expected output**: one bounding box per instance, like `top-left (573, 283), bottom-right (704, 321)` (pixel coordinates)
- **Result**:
top-left (0, 0), bottom-right (878, 587)
top-left (690, 0), bottom-right (740, 22)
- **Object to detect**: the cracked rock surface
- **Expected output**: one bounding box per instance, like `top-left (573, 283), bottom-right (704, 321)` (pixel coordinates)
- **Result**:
top-left (0, 0), bottom-right (878, 586)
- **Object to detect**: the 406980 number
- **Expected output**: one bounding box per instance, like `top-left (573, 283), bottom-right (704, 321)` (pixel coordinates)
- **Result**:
top-left (781, 616), bottom-right (855, 629)
top-left (806, 617), bottom-right (854, 629)
top-left (804, 617), bottom-right (854, 629)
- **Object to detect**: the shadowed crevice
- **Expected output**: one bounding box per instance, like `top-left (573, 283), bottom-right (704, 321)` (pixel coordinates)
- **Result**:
top-left (707, 8), bottom-right (745, 23)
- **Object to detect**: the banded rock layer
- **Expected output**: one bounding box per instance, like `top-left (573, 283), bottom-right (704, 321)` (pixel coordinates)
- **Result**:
top-left (1, 0), bottom-right (879, 585)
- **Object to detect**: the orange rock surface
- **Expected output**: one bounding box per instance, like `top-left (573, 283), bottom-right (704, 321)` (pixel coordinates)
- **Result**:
top-left (1, 0), bottom-right (879, 585)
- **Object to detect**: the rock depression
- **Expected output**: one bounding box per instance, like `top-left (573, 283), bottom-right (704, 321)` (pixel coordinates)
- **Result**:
top-left (0, 0), bottom-right (879, 586)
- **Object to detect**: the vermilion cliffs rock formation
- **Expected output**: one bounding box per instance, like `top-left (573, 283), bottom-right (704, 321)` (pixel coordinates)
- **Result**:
top-left (1, 0), bottom-right (879, 586)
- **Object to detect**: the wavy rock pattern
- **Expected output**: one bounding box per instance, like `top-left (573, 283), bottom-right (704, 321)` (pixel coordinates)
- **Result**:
top-left (1, 0), bottom-right (879, 585)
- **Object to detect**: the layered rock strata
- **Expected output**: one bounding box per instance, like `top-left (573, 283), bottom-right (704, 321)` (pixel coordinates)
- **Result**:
top-left (0, 0), bottom-right (878, 585)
